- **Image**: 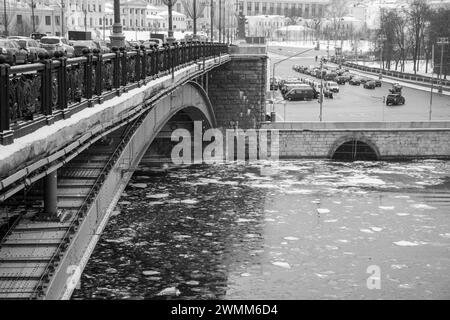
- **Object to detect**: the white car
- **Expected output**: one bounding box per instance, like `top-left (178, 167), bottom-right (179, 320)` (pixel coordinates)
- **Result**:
top-left (325, 81), bottom-right (339, 93)
top-left (40, 36), bottom-right (74, 57)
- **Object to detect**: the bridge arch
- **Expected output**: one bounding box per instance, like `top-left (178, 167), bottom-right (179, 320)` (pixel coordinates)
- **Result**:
top-left (329, 135), bottom-right (380, 161)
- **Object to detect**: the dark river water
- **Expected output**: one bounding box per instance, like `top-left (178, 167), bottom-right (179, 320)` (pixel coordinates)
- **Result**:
top-left (72, 160), bottom-right (450, 300)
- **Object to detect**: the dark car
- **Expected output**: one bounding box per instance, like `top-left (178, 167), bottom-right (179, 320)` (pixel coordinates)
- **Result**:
top-left (359, 78), bottom-right (370, 84)
top-left (0, 39), bottom-right (28, 64)
top-left (386, 93), bottom-right (405, 106)
top-left (349, 78), bottom-right (361, 86)
top-left (72, 40), bottom-right (101, 56)
top-left (374, 79), bottom-right (382, 87)
top-left (13, 38), bottom-right (47, 62)
top-left (364, 81), bottom-right (376, 89)
top-left (336, 76), bottom-right (346, 85)
top-left (284, 85), bottom-right (316, 101)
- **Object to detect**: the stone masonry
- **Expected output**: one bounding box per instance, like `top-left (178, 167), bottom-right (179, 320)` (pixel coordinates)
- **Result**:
top-left (208, 47), bottom-right (268, 129)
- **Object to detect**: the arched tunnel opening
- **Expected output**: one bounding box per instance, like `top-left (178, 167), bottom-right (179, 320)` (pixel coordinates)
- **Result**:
top-left (332, 140), bottom-right (379, 161)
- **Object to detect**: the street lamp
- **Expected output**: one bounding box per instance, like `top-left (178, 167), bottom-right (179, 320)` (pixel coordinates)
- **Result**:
top-left (110, 0), bottom-right (125, 48)
top-left (162, 0), bottom-right (177, 44)
top-left (31, 0), bottom-right (36, 33)
top-left (378, 35), bottom-right (387, 81)
top-left (437, 37), bottom-right (449, 94)
top-left (270, 47), bottom-right (315, 121)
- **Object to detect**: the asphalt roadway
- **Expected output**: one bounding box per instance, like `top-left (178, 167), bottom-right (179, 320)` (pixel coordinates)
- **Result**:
top-left (268, 46), bottom-right (450, 122)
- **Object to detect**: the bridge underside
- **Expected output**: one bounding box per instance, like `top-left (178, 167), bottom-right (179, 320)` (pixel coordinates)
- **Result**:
top-left (0, 81), bottom-right (216, 299)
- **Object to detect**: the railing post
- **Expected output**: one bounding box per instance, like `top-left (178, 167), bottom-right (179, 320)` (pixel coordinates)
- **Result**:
top-left (154, 45), bottom-right (160, 77)
top-left (0, 61), bottom-right (13, 145)
top-left (56, 51), bottom-right (68, 116)
top-left (133, 46), bottom-right (141, 86)
top-left (40, 54), bottom-right (54, 124)
top-left (140, 45), bottom-right (147, 83)
top-left (93, 49), bottom-right (103, 103)
top-left (120, 47), bottom-right (127, 88)
top-left (83, 49), bottom-right (93, 106)
top-left (112, 47), bottom-right (121, 95)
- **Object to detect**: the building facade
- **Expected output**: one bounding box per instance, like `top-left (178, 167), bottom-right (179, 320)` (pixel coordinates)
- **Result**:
top-left (0, 0), bottom-right (62, 36)
top-left (238, 0), bottom-right (330, 18)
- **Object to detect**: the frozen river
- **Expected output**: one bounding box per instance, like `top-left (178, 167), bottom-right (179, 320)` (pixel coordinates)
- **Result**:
top-left (72, 160), bottom-right (450, 299)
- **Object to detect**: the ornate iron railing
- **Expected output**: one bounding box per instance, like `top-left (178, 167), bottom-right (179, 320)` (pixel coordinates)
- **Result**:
top-left (0, 42), bottom-right (229, 145)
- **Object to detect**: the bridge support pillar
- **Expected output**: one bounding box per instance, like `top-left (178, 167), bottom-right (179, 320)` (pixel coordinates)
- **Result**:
top-left (43, 171), bottom-right (58, 220)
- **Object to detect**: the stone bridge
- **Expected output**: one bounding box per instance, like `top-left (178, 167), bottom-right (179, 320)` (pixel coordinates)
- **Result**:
top-left (0, 43), bottom-right (268, 299)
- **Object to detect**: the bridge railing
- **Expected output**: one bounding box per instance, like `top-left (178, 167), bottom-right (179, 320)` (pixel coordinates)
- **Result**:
top-left (0, 42), bottom-right (229, 146)
top-left (342, 61), bottom-right (450, 87)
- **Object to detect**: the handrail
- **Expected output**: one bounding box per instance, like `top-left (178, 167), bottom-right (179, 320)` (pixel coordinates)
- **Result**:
top-left (0, 42), bottom-right (230, 146)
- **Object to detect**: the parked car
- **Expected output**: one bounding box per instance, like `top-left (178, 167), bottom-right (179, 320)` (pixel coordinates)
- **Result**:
top-left (386, 93), bottom-right (405, 106)
top-left (349, 78), bottom-right (361, 86)
top-left (93, 40), bottom-right (111, 53)
top-left (284, 84), bottom-right (316, 101)
top-left (325, 81), bottom-right (339, 93)
top-left (389, 83), bottom-right (403, 93)
top-left (72, 40), bottom-right (98, 56)
top-left (149, 38), bottom-right (164, 47)
top-left (40, 36), bottom-right (74, 57)
top-left (13, 38), bottom-right (47, 62)
top-left (71, 40), bottom-right (111, 56)
top-left (359, 78), bottom-right (370, 84)
top-left (374, 79), bottom-right (382, 87)
top-left (363, 81), bottom-right (376, 89)
top-left (0, 39), bottom-right (29, 64)
top-left (335, 76), bottom-right (346, 85)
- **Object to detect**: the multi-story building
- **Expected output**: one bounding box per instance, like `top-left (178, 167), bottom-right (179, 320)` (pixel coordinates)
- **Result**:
top-left (246, 14), bottom-right (287, 38)
top-left (237, 0), bottom-right (330, 18)
top-left (0, 0), bottom-right (62, 36)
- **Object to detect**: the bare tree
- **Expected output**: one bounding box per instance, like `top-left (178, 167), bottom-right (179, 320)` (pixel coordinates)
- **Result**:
top-left (325, 0), bottom-right (349, 43)
top-left (407, 0), bottom-right (430, 74)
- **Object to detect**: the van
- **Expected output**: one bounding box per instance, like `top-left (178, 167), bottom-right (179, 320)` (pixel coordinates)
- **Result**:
top-left (284, 84), bottom-right (316, 101)
top-left (325, 81), bottom-right (339, 93)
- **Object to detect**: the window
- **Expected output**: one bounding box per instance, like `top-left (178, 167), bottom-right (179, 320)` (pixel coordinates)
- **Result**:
top-left (99, 18), bottom-right (102, 25)
top-left (255, 2), bottom-right (260, 14)
top-left (55, 15), bottom-right (60, 26)
top-left (35, 16), bottom-right (39, 25)
top-left (45, 16), bottom-right (51, 26)
top-left (93, 5), bottom-right (96, 12)
top-left (247, 2), bottom-right (252, 14)
top-left (99, 5), bottom-right (101, 12)
top-left (17, 15), bottom-right (22, 24)
top-left (110, 19), bottom-right (113, 25)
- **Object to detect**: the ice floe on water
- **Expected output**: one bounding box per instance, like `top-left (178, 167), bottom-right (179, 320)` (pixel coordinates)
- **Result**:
top-left (370, 227), bottom-right (383, 232)
top-left (272, 261), bottom-right (291, 269)
top-left (410, 204), bottom-right (437, 210)
top-left (391, 264), bottom-right (408, 270)
top-left (129, 183), bottom-right (147, 189)
top-left (379, 206), bottom-right (395, 210)
top-left (393, 241), bottom-right (427, 247)
top-left (396, 213), bottom-right (410, 216)
top-left (317, 208), bottom-right (330, 214)
top-left (283, 236), bottom-right (299, 241)
top-left (146, 193), bottom-right (169, 199)
top-left (360, 229), bottom-right (375, 234)
top-left (439, 233), bottom-right (450, 239)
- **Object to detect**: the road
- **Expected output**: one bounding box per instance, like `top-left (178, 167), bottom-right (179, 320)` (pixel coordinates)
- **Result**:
top-left (268, 46), bottom-right (450, 122)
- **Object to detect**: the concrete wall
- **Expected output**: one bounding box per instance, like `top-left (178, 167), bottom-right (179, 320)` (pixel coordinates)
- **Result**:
top-left (208, 46), bottom-right (268, 129)
top-left (261, 122), bottom-right (450, 160)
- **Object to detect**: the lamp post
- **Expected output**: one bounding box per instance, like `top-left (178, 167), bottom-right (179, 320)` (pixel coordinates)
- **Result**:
top-left (110, 0), bottom-right (125, 48)
top-left (210, 0), bottom-right (214, 41)
top-left (378, 35), bottom-right (387, 81)
top-left (437, 37), bottom-right (449, 94)
top-left (3, 0), bottom-right (8, 36)
top-left (271, 48), bottom-right (315, 121)
top-left (31, 0), bottom-right (36, 33)
top-left (162, 0), bottom-right (177, 44)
